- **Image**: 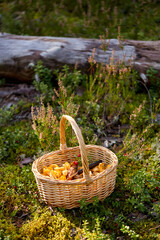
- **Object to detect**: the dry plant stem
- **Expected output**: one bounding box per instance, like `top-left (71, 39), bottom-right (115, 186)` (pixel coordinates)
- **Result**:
top-left (139, 80), bottom-right (153, 123)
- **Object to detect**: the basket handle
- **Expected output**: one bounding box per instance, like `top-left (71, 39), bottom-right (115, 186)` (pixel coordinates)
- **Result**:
top-left (60, 115), bottom-right (92, 183)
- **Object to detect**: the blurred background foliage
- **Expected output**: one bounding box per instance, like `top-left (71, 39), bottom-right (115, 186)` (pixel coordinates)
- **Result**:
top-left (0, 0), bottom-right (160, 40)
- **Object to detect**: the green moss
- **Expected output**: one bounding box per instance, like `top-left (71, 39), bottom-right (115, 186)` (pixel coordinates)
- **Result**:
top-left (0, 220), bottom-right (18, 240)
top-left (19, 209), bottom-right (81, 240)
top-left (133, 220), bottom-right (160, 240)
top-left (0, 164), bottom-right (41, 239)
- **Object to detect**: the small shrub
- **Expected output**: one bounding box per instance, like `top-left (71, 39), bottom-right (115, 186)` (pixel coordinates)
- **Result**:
top-left (54, 65), bottom-right (87, 94)
top-left (82, 218), bottom-right (110, 240)
top-left (33, 61), bottom-right (54, 102)
top-left (0, 105), bottom-right (16, 127)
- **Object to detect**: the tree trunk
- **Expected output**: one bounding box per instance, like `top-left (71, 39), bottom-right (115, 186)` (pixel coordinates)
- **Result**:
top-left (0, 32), bottom-right (160, 83)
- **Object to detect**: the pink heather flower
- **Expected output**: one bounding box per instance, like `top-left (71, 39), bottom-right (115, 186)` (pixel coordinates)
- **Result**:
top-left (39, 133), bottom-right (43, 139)
top-left (32, 124), bottom-right (36, 131)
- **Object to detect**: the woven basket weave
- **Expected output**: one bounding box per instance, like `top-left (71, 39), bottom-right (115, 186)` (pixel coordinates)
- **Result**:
top-left (32, 115), bottom-right (118, 209)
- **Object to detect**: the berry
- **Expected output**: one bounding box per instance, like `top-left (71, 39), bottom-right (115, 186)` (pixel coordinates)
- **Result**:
top-left (73, 161), bottom-right (78, 165)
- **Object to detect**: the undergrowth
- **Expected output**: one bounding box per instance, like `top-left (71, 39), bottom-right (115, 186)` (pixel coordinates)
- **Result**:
top-left (0, 56), bottom-right (160, 239)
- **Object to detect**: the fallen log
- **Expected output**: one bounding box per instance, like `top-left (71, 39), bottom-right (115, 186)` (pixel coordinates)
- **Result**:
top-left (0, 32), bottom-right (160, 83)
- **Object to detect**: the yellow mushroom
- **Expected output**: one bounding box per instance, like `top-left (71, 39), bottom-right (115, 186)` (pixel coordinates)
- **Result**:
top-left (55, 170), bottom-right (62, 178)
top-left (99, 162), bottom-right (106, 172)
top-left (106, 164), bottom-right (111, 169)
top-left (92, 166), bottom-right (100, 172)
top-left (59, 175), bottom-right (66, 180)
top-left (62, 169), bottom-right (68, 176)
top-left (48, 166), bottom-right (54, 170)
top-left (50, 164), bottom-right (58, 169)
top-left (63, 162), bottom-right (70, 170)
top-left (54, 166), bottom-right (65, 171)
top-left (50, 170), bottom-right (56, 179)
top-left (43, 168), bottom-right (51, 176)
top-left (93, 171), bottom-right (99, 176)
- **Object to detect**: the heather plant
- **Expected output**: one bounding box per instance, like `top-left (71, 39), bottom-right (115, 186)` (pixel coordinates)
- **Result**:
top-left (53, 78), bottom-right (79, 118)
top-left (119, 96), bottom-right (160, 159)
top-left (99, 29), bottom-right (110, 52)
top-left (82, 50), bottom-right (138, 135)
top-left (120, 123), bottom-right (158, 162)
top-left (129, 100), bottom-right (149, 132)
top-left (31, 98), bottom-right (59, 151)
top-left (53, 78), bottom-right (81, 147)
top-left (31, 76), bottom-right (81, 151)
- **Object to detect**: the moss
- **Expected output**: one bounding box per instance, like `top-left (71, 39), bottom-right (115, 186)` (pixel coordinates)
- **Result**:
top-left (0, 164), bottom-right (40, 233)
top-left (19, 209), bottom-right (81, 240)
top-left (0, 220), bottom-right (19, 239)
top-left (133, 220), bottom-right (160, 240)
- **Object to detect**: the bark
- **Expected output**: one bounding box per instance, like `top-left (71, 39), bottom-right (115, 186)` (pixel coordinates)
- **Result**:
top-left (0, 32), bottom-right (160, 83)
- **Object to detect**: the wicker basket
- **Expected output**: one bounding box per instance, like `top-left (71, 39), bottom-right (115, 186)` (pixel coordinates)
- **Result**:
top-left (32, 115), bottom-right (118, 209)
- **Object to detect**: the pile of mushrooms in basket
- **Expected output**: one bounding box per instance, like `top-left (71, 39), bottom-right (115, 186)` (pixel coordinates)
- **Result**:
top-left (42, 154), bottom-right (112, 182)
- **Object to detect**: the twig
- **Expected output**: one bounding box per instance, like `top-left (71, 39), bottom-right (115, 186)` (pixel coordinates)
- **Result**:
top-left (149, 225), bottom-right (160, 231)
